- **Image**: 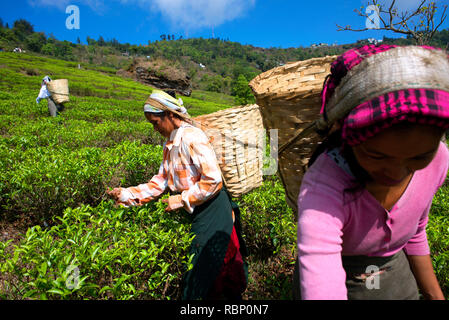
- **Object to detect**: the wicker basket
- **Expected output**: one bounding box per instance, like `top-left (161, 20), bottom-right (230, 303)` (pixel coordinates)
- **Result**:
top-left (47, 79), bottom-right (70, 104)
top-left (249, 55), bottom-right (337, 217)
top-left (194, 104), bottom-right (265, 198)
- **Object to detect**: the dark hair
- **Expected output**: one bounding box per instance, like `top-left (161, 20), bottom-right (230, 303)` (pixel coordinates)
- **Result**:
top-left (164, 90), bottom-right (177, 99)
top-left (150, 111), bottom-right (167, 117)
top-left (308, 130), bottom-right (372, 201)
top-left (151, 110), bottom-right (187, 123)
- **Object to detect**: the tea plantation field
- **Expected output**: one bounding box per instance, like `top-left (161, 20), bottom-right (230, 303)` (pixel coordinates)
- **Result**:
top-left (0, 52), bottom-right (296, 300)
top-left (0, 52), bottom-right (448, 300)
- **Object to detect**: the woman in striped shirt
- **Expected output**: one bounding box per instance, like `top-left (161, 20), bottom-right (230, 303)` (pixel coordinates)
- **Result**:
top-left (107, 90), bottom-right (247, 300)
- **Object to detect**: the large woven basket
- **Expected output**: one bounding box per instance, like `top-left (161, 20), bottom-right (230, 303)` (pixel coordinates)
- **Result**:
top-left (47, 79), bottom-right (70, 104)
top-left (249, 55), bottom-right (337, 217)
top-left (194, 104), bottom-right (265, 198)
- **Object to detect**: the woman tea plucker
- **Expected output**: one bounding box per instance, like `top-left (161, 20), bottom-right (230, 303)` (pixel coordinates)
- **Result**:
top-left (107, 90), bottom-right (248, 300)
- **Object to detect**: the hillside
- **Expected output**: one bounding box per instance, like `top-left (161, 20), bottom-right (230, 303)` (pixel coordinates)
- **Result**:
top-left (2, 19), bottom-right (449, 97)
top-left (0, 51), bottom-right (300, 300)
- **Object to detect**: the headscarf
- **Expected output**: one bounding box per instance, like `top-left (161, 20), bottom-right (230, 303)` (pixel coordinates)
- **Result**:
top-left (320, 45), bottom-right (449, 146)
top-left (42, 76), bottom-right (52, 86)
top-left (144, 89), bottom-right (190, 120)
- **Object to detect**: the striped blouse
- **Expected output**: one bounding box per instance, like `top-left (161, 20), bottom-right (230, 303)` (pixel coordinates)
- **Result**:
top-left (117, 122), bottom-right (223, 213)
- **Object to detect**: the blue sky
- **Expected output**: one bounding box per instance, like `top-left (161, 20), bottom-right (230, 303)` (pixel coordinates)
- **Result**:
top-left (1, 0), bottom-right (449, 48)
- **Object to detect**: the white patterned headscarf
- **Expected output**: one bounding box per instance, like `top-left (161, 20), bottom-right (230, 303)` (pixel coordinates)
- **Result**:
top-left (41, 76), bottom-right (52, 86)
top-left (144, 90), bottom-right (189, 118)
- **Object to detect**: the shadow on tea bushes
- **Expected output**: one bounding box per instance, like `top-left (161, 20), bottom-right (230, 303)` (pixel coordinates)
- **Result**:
top-left (0, 200), bottom-right (195, 300)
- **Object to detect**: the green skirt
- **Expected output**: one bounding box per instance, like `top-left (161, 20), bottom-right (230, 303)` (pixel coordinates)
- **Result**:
top-left (343, 250), bottom-right (419, 300)
top-left (293, 250), bottom-right (419, 300)
top-left (181, 187), bottom-right (248, 300)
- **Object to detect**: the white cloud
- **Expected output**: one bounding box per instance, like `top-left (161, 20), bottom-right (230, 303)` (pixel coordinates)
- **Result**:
top-left (148, 0), bottom-right (256, 29)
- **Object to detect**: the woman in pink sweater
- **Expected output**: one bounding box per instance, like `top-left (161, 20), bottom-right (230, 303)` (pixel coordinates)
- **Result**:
top-left (296, 45), bottom-right (449, 300)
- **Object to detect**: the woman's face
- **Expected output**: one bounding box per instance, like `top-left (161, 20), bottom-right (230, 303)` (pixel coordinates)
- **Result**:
top-left (145, 112), bottom-right (175, 138)
top-left (352, 124), bottom-right (444, 187)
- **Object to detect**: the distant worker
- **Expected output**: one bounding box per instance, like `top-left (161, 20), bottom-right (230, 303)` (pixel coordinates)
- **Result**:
top-left (36, 76), bottom-right (65, 117)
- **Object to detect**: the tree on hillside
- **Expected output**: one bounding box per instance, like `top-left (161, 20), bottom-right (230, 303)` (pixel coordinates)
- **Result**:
top-left (13, 19), bottom-right (34, 34)
top-left (337, 0), bottom-right (448, 45)
top-left (108, 38), bottom-right (119, 48)
top-left (206, 75), bottom-right (225, 93)
top-left (0, 18), bottom-right (3, 28)
top-left (41, 43), bottom-right (57, 56)
top-left (98, 36), bottom-right (106, 46)
top-left (429, 28), bottom-right (449, 48)
top-left (13, 19), bottom-right (34, 41)
top-left (232, 74), bottom-right (255, 105)
top-left (0, 27), bottom-right (19, 46)
top-left (25, 32), bottom-right (46, 52)
top-left (86, 36), bottom-right (97, 46)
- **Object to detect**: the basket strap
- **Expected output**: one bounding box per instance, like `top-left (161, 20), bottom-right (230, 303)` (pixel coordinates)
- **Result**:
top-left (278, 122), bottom-right (319, 155)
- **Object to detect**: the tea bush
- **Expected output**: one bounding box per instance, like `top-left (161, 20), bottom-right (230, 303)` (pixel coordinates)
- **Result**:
top-left (0, 140), bottom-right (162, 222)
top-left (428, 180), bottom-right (449, 297)
top-left (2, 52), bottom-right (283, 301)
top-left (0, 200), bottom-right (194, 300)
top-left (238, 177), bottom-right (296, 257)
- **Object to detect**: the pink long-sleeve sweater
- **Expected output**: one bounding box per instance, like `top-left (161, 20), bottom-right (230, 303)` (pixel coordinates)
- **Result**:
top-left (297, 141), bottom-right (449, 300)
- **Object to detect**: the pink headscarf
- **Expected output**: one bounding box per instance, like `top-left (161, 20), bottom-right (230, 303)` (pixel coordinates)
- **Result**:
top-left (320, 45), bottom-right (449, 146)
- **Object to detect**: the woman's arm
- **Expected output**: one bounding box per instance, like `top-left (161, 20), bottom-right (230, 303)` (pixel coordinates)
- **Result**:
top-left (407, 254), bottom-right (445, 300)
top-left (36, 85), bottom-right (50, 103)
top-left (108, 162), bottom-right (168, 207)
top-left (403, 201), bottom-right (444, 300)
top-left (297, 179), bottom-right (348, 299)
top-left (297, 204), bottom-right (347, 299)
